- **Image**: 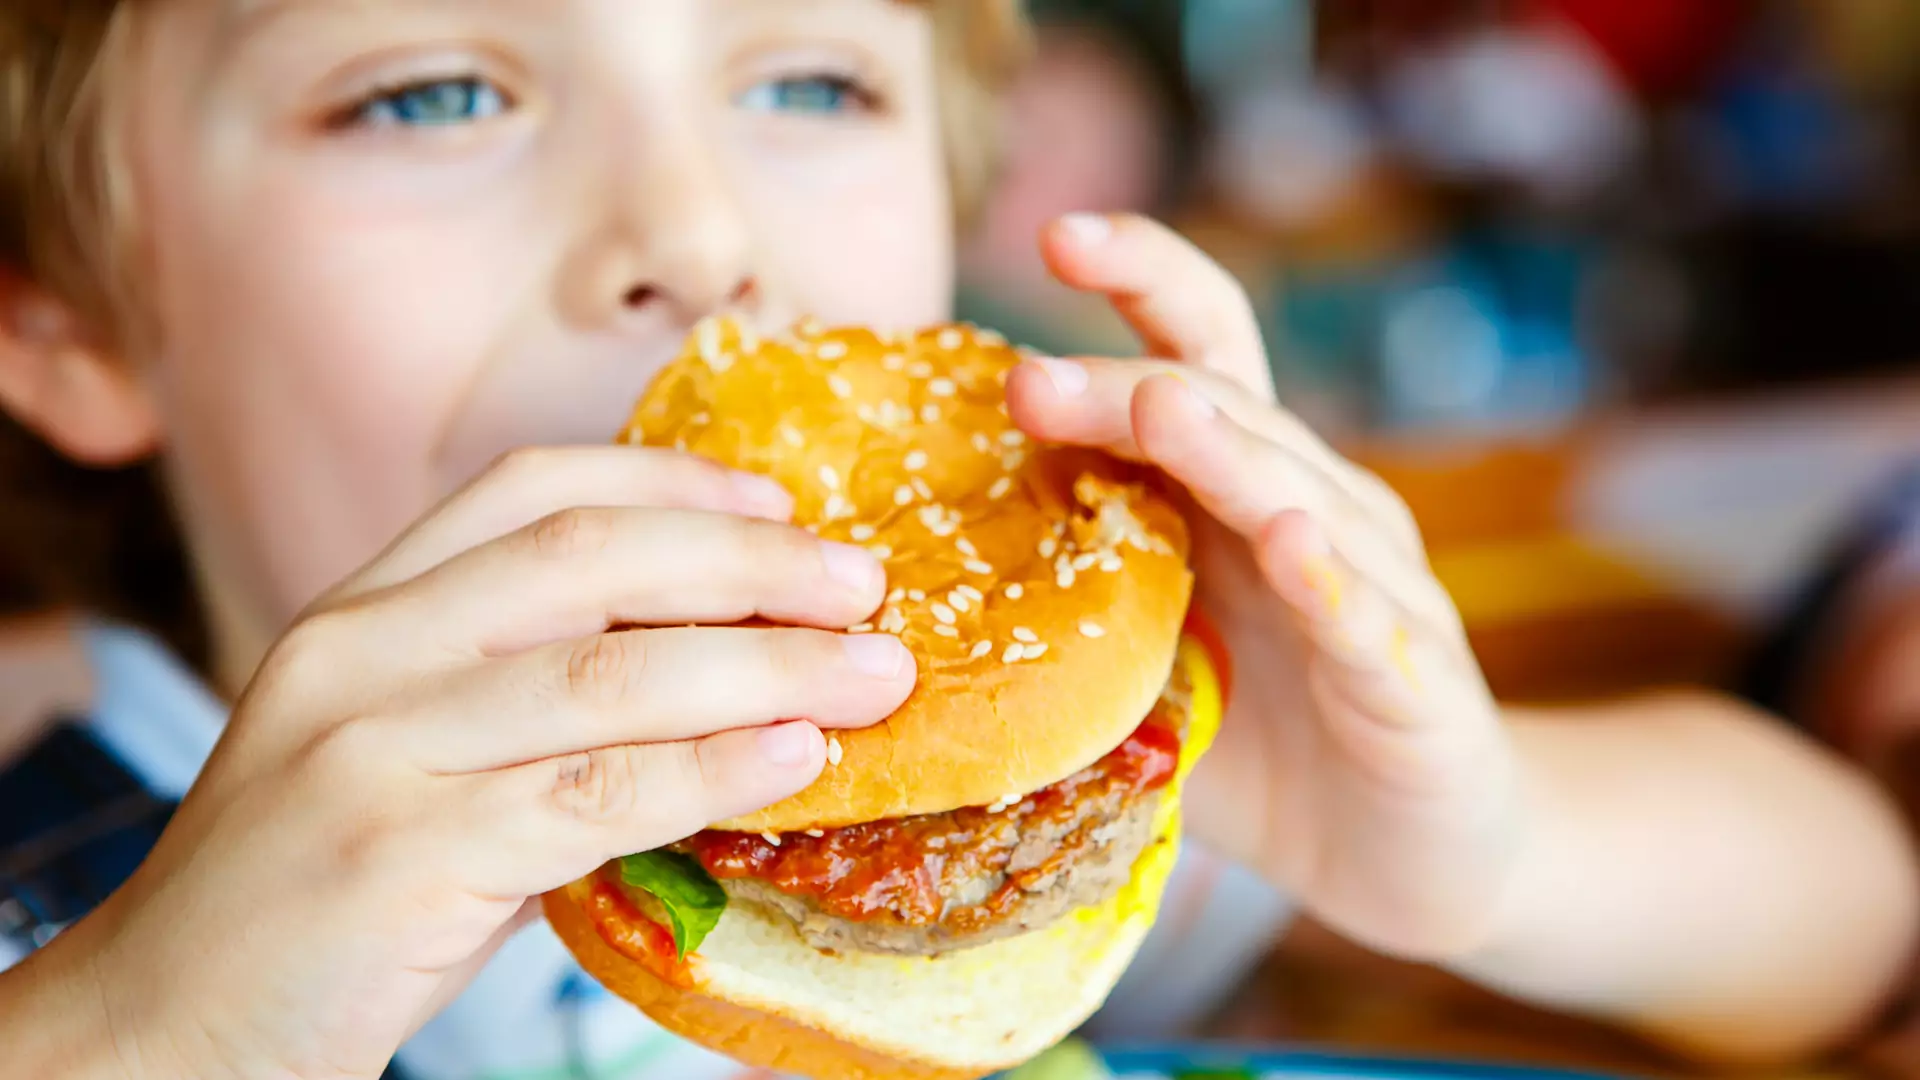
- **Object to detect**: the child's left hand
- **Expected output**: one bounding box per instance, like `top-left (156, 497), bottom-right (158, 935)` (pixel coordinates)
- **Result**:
top-left (1005, 214), bottom-right (1518, 960)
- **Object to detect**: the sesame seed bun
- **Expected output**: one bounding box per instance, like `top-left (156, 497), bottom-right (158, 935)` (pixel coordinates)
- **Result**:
top-left (619, 318), bottom-right (1195, 834)
top-left (545, 635), bottom-right (1227, 1080)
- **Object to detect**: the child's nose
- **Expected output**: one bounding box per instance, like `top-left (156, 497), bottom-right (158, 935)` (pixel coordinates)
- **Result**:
top-left (557, 163), bottom-right (761, 336)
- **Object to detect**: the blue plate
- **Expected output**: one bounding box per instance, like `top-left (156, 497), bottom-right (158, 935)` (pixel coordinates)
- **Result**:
top-left (1006, 1044), bottom-right (1623, 1080)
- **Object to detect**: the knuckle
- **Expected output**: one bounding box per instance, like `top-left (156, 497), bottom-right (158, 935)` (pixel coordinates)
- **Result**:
top-left (486, 445), bottom-right (567, 489)
top-left (261, 605), bottom-right (364, 697)
top-left (550, 746), bottom-right (647, 824)
top-left (765, 629), bottom-right (825, 685)
top-left (563, 632), bottom-right (649, 706)
top-left (526, 505), bottom-right (616, 559)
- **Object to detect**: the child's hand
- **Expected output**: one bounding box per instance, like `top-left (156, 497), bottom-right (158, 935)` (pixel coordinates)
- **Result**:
top-left (41, 447), bottom-right (915, 1080)
top-left (1006, 214), bottom-right (1515, 961)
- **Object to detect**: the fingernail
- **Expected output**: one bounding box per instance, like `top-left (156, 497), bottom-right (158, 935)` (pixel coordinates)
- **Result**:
top-left (757, 722), bottom-right (819, 768)
top-left (732, 472), bottom-right (794, 519)
top-left (1060, 213), bottom-right (1112, 247)
top-left (843, 634), bottom-right (909, 679)
top-left (1032, 357), bottom-right (1089, 398)
top-left (1176, 376), bottom-right (1218, 419)
top-left (820, 542), bottom-right (880, 591)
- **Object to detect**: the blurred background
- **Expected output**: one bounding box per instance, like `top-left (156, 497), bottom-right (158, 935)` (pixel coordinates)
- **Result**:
top-left (956, 0), bottom-right (1920, 708)
top-left (8, 1), bottom-right (1920, 1074)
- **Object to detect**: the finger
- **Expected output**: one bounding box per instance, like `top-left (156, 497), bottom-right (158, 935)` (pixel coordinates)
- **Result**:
top-left (1041, 213), bottom-right (1275, 398)
top-left (393, 627), bottom-right (915, 773)
top-left (1010, 358), bottom-right (1425, 571)
top-left (460, 722), bottom-right (829, 896)
top-left (1259, 512), bottom-right (1479, 724)
top-left (357, 508), bottom-right (890, 661)
top-left (333, 446), bottom-right (795, 603)
top-left (1130, 376), bottom-right (1461, 638)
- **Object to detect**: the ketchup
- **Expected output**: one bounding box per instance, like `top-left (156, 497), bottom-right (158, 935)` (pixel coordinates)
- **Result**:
top-left (684, 708), bottom-right (1183, 928)
top-left (585, 871), bottom-right (695, 988)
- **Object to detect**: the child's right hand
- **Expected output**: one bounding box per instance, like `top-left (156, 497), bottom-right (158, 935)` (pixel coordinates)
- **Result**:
top-left (17, 447), bottom-right (915, 1080)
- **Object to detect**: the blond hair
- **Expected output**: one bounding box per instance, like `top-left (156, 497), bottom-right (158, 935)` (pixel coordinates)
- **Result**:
top-left (0, 0), bottom-right (1030, 657)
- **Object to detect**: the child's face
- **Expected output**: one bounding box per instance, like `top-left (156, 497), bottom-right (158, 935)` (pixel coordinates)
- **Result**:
top-left (119, 0), bottom-right (954, 666)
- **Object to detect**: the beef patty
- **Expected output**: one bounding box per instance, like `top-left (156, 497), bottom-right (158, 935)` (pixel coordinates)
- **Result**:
top-left (679, 717), bottom-right (1181, 958)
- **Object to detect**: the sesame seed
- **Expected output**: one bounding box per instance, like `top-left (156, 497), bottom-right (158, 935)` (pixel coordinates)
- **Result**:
top-left (904, 450), bottom-right (929, 472)
top-left (930, 521), bottom-right (957, 538)
top-left (824, 494), bottom-right (851, 521)
top-left (918, 505), bottom-right (943, 529)
top-left (1057, 567), bottom-right (1077, 589)
top-left (817, 340), bottom-right (849, 361)
top-left (1012, 627), bottom-right (1037, 644)
top-left (1003, 643), bottom-right (1025, 664)
top-left (908, 589), bottom-right (927, 602)
top-left (1024, 643), bottom-right (1050, 660)
top-left (971, 432), bottom-right (993, 454)
top-left (1073, 553), bottom-right (1098, 572)
top-left (970, 641), bottom-right (993, 660)
top-left (948, 590), bottom-right (971, 613)
top-left (895, 485), bottom-right (915, 506)
top-left (955, 537), bottom-right (979, 558)
top-left (818, 465), bottom-right (841, 490)
top-left (880, 609), bottom-right (908, 634)
top-left (931, 603), bottom-right (957, 625)
top-left (921, 404), bottom-right (942, 423)
top-left (888, 588), bottom-right (907, 604)
top-left (850, 524), bottom-right (877, 542)
top-left (1006, 584), bottom-right (1025, 600)
top-left (929, 378), bottom-right (957, 398)
top-left (691, 411), bottom-right (711, 426)
top-left (957, 584), bottom-right (984, 602)
top-left (938, 328), bottom-right (965, 350)
top-left (868, 545), bottom-right (893, 560)
top-left (1000, 430), bottom-right (1027, 447)
top-left (1002, 452), bottom-right (1026, 471)
top-left (850, 622), bottom-right (874, 634)
top-left (806, 829), bottom-right (826, 838)
top-left (1079, 621), bottom-right (1106, 638)
top-left (856, 403), bottom-right (876, 423)
top-left (978, 329), bottom-right (1007, 347)
top-left (908, 361), bottom-right (934, 379)
top-left (780, 425), bottom-right (806, 448)
top-left (933, 624), bottom-right (959, 639)
top-left (1100, 556), bottom-right (1123, 572)
top-left (882, 354), bottom-right (907, 371)
top-left (697, 320), bottom-right (722, 363)
top-left (1039, 538), bottom-right (1059, 559)
top-left (988, 477), bottom-right (1014, 500)
top-left (710, 351), bottom-right (735, 373)
top-left (762, 832), bottom-right (783, 847)
top-left (965, 560), bottom-right (994, 575)
top-left (911, 477), bottom-right (935, 501)
top-left (826, 737), bottom-right (844, 766)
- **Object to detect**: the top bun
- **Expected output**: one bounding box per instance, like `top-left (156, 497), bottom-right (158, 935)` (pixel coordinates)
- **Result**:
top-left (622, 319), bottom-right (1193, 833)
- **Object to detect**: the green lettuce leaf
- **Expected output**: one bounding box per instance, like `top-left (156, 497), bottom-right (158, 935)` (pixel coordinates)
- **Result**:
top-left (618, 851), bottom-right (728, 958)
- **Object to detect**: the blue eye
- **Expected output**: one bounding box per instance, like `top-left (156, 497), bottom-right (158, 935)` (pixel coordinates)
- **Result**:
top-left (354, 77), bottom-right (509, 128)
top-left (738, 75), bottom-right (871, 115)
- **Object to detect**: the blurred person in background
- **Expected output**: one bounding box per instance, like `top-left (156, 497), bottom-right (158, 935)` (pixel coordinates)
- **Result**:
top-left (956, 3), bottom-right (1202, 360)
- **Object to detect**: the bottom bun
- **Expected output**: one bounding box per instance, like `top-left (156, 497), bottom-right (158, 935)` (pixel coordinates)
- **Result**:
top-left (546, 632), bottom-right (1225, 1080)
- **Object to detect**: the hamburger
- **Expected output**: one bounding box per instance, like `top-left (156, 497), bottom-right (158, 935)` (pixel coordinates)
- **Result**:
top-left (544, 318), bottom-right (1228, 1080)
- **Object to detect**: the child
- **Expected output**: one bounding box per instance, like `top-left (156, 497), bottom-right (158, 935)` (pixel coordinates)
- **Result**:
top-left (0, 3), bottom-right (1287, 1078)
top-left (0, 3), bottom-right (1912, 1080)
